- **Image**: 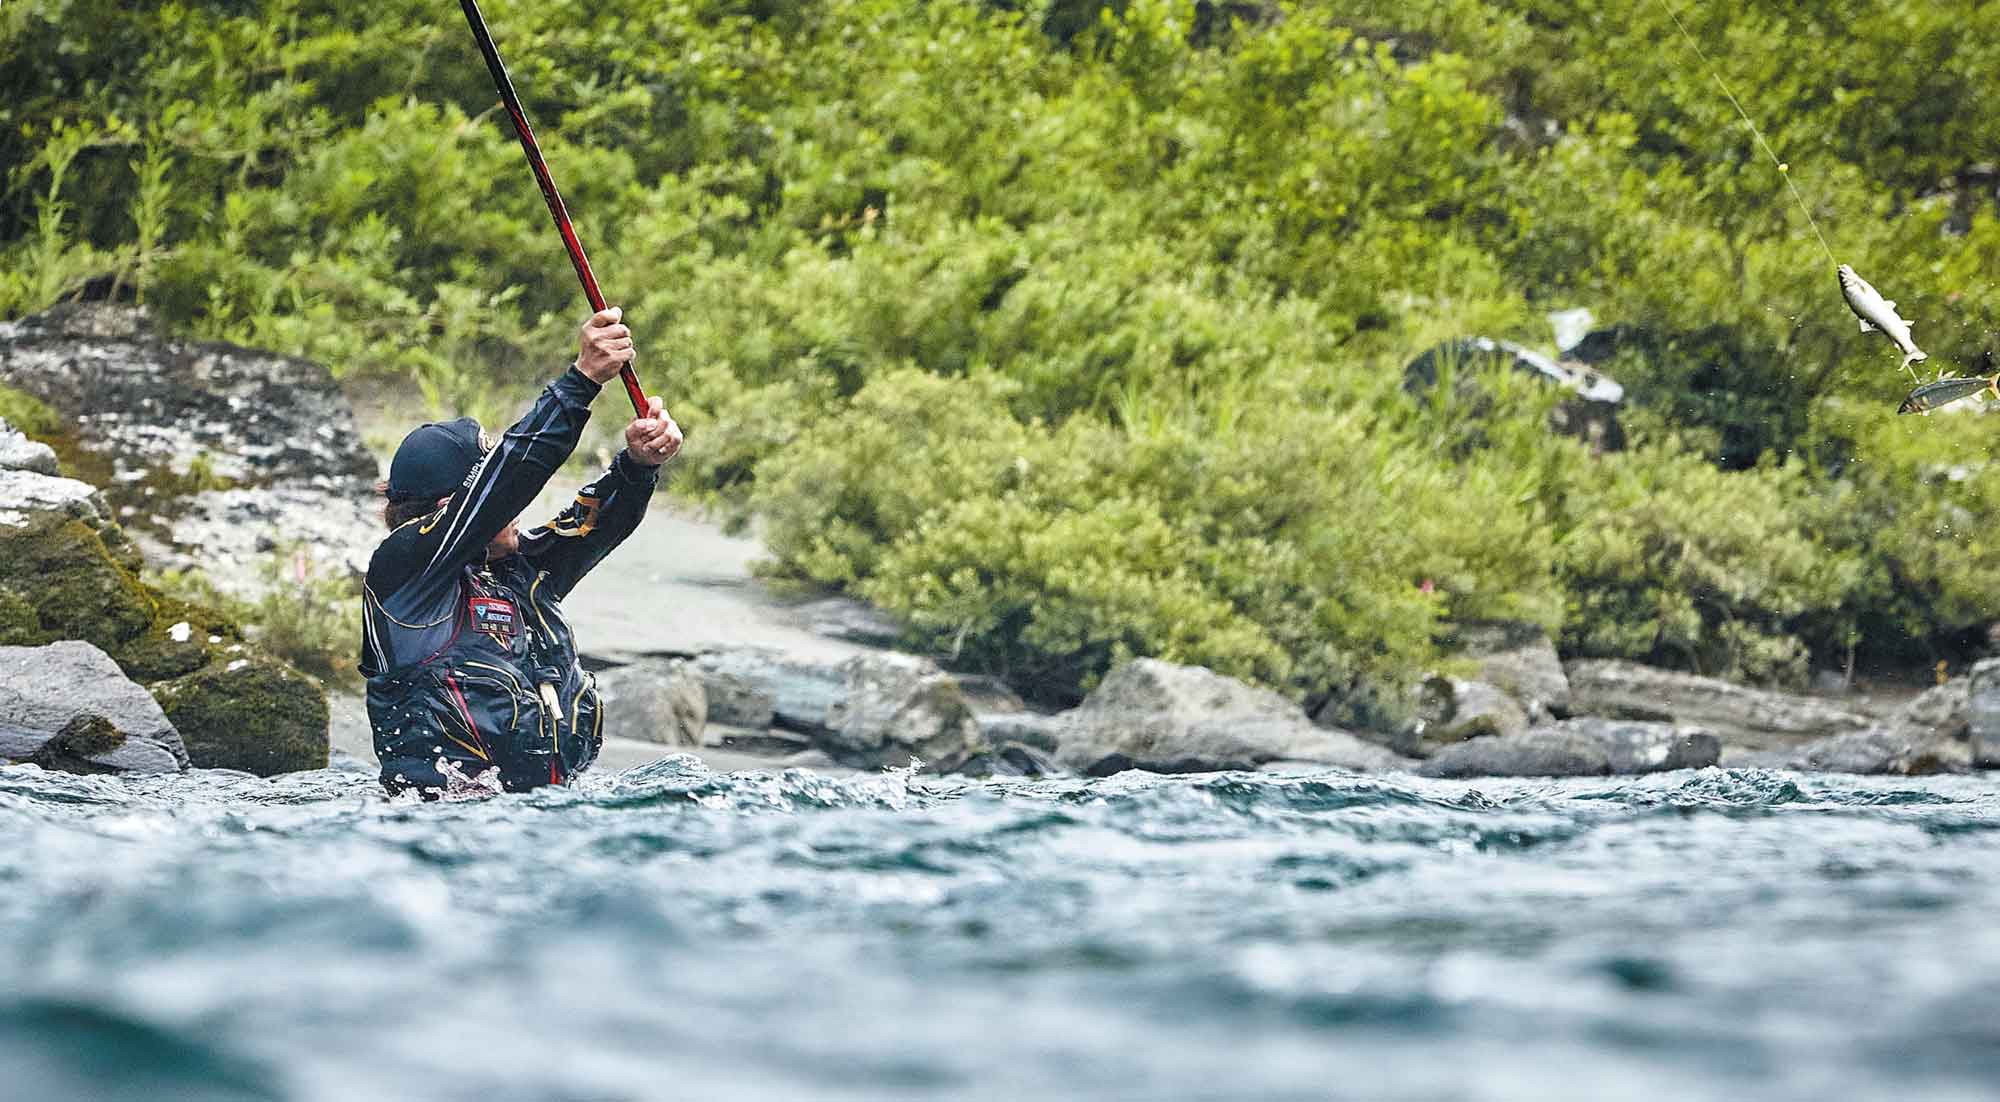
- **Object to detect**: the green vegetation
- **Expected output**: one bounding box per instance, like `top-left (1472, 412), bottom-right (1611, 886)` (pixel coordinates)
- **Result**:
top-left (7, 0), bottom-right (2000, 706)
top-left (150, 546), bottom-right (363, 688)
top-left (0, 383), bottom-right (61, 438)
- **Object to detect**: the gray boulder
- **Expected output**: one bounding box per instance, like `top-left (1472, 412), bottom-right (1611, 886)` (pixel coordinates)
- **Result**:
top-left (1967, 658), bottom-right (2000, 768)
top-left (685, 646), bottom-right (982, 771)
top-left (0, 714), bottom-right (180, 774)
top-left (1418, 728), bottom-right (1611, 779)
top-left (592, 658), bottom-right (708, 747)
top-left (0, 416), bottom-right (58, 476)
top-left (1792, 727), bottom-right (1969, 776)
top-left (1409, 675), bottom-right (1530, 755)
top-left (0, 303), bottom-right (374, 487)
top-left (1056, 658), bottom-right (1409, 776)
top-left (1565, 718), bottom-right (1721, 773)
top-left (1417, 718), bottom-right (1719, 779)
top-left (0, 303), bottom-right (378, 602)
top-left (688, 646), bottom-right (845, 731)
top-left (975, 711), bottom-right (1070, 756)
top-left (1566, 659), bottom-right (1872, 751)
top-left (1891, 675), bottom-right (1973, 743)
top-left (1452, 620), bottom-right (1572, 720)
top-left (823, 651), bottom-right (981, 770)
top-left (0, 641), bottom-right (186, 772)
top-left (163, 486), bottom-right (377, 604)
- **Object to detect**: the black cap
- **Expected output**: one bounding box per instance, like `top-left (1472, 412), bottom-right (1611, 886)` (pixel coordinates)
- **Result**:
top-left (386, 417), bottom-right (484, 502)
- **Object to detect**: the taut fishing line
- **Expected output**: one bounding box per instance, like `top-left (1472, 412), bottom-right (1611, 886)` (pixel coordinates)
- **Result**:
top-left (1655, 0), bottom-right (1838, 268)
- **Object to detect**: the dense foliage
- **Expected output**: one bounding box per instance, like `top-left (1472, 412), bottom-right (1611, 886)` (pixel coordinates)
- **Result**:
top-left (6, 0), bottom-right (2000, 707)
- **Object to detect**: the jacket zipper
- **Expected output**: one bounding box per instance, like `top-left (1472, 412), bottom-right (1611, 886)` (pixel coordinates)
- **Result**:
top-left (528, 570), bottom-right (569, 738)
top-left (441, 673), bottom-right (493, 761)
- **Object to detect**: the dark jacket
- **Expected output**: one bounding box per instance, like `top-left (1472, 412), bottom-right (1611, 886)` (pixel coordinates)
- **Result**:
top-left (358, 366), bottom-right (657, 793)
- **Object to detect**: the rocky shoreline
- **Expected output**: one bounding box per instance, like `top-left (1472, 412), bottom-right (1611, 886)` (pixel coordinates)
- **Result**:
top-left (5, 303), bottom-right (1998, 783)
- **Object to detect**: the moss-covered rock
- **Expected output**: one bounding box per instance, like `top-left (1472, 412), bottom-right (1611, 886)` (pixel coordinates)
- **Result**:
top-left (0, 512), bottom-right (155, 650)
top-left (118, 595), bottom-right (244, 683)
top-left (2, 465), bottom-right (328, 776)
top-left (0, 589), bottom-right (39, 646)
top-left (151, 648), bottom-right (329, 775)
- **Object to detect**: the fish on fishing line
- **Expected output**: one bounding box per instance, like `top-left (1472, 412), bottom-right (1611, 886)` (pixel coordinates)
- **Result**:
top-left (1837, 264), bottom-right (1929, 380)
top-left (1898, 374), bottom-right (1997, 416)
top-left (1897, 351), bottom-right (1998, 415)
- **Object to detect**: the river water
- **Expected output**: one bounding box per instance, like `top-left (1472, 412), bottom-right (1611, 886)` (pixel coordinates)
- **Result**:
top-left (3, 758), bottom-right (1996, 1102)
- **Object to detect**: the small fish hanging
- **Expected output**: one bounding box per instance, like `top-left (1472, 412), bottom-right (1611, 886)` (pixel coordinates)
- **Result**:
top-left (1658, 2), bottom-right (1951, 413)
top-left (1896, 358), bottom-right (1992, 418)
top-left (1838, 265), bottom-right (1929, 380)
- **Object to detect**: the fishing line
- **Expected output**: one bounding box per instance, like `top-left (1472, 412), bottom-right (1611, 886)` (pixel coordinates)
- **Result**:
top-left (1655, 0), bottom-right (1838, 268)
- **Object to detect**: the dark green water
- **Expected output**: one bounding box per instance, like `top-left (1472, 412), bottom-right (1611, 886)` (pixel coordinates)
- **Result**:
top-left (3, 758), bottom-right (1998, 1101)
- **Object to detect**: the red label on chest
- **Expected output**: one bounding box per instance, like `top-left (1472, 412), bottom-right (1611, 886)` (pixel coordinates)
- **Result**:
top-left (468, 596), bottom-right (518, 640)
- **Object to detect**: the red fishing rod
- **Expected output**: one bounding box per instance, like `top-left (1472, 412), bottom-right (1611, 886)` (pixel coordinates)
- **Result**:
top-left (458, 0), bottom-right (650, 417)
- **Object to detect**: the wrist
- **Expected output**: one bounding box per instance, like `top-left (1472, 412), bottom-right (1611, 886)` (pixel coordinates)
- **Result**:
top-left (618, 447), bottom-right (664, 476)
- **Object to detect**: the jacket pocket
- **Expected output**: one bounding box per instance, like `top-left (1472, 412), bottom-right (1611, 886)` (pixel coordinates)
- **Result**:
top-left (446, 661), bottom-right (553, 788)
top-left (565, 673), bottom-right (604, 775)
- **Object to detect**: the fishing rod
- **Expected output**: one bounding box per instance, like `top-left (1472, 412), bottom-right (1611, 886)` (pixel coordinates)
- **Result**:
top-left (457, 0), bottom-right (650, 418)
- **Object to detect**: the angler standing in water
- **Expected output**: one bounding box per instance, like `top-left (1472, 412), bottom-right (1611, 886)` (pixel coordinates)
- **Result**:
top-left (359, 307), bottom-right (681, 795)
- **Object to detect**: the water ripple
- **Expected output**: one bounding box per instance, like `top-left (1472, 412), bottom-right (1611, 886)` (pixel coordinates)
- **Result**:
top-left (4, 758), bottom-right (1999, 1100)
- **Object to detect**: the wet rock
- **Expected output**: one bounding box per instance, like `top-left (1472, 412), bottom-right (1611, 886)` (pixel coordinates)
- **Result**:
top-left (1056, 658), bottom-right (1408, 776)
top-left (1452, 620), bottom-right (1571, 720)
top-left (692, 670), bottom-right (778, 729)
top-left (824, 651), bottom-right (982, 771)
top-left (1417, 728), bottom-right (1611, 779)
top-left (1966, 658), bottom-right (2000, 768)
top-left (1566, 659), bottom-right (1872, 751)
top-left (1564, 718), bottom-right (1721, 774)
top-left (150, 648), bottom-right (329, 776)
top-left (0, 463), bottom-right (329, 774)
top-left (0, 641), bottom-right (187, 771)
top-left (975, 712), bottom-right (1069, 755)
top-left (0, 303), bottom-right (374, 486)
top-left (0, 303), bottom-right (377, 601)
top-left (712, 727), bottom-right (815, 756)
top-left (1792, 727), bottom-right (1969, 776)
top-left (686, 646), bottom-right (983, 771)
top-left (689, 646), bottom-right (844, 731)
top-left (592, 658), bottom-right (707, 747)
top-left (0, 714), bottom-right (181, 774)
top-left (158, 485), bottom-right (377, 604)
top-left (955, 674), bottom-right (1028, 714)
top-left (0, 468), bottom-right (150, 643)
top-left (0, 416), bottom-right (57, 476)
top-left (956, 742), bottom-right (1061, 778)
top-left (1722, 748), bottom-right (1801, 770)
top-left (1410, 676), bottom-right (1529, 755)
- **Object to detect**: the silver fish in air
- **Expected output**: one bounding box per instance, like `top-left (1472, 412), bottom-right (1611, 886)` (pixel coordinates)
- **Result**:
top-left (1838, 264), bottom-right (1928, 378)
top-left (1898, 374), bottom-right (1997, 415)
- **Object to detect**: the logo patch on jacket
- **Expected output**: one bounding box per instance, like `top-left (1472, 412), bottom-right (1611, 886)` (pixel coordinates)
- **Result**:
top-left (468, 596), bottom-right (518, 642)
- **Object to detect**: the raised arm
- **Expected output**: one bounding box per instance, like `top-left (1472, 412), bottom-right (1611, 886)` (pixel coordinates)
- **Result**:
top-left (369, 309), bottom-right (635, 607)
top-left (520, 396), bottom-right (681, 598)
